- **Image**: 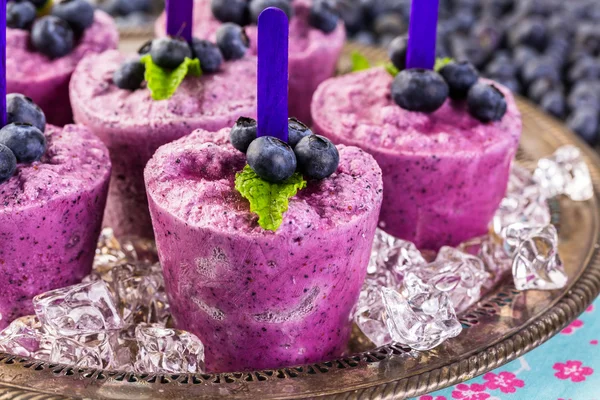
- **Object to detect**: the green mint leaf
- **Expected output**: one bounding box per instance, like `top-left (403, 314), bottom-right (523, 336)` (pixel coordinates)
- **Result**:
top-left (385, 62), bottom-right (400, 77)
top-left (139, 55), bottom-right (202, 101)
top-left (351, 51), bottom-right (371, 72)
top-left (434, 57), bottom-right (454, 72)
top-left (235, 165), bottom-right (307, 232)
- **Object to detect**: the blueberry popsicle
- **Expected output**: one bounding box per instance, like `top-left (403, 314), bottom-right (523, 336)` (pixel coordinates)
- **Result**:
top-left (7, 1), bottom-right (118, 126)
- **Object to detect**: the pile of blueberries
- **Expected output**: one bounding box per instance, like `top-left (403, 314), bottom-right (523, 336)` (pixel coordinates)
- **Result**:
top-left (230, 117), bottom-right (340, 183)
top-left (0, 95), bottom-right (48, 184)
top-left (211, 0), bottom-right (340, 34)
top-left (388, 40), bottom-right (507, 122)
top-left (338, 0), bottom-right (600, 144)
top-left (113, 23), bottom-right (250, 90)
top-left (7, 0), bottom-right (96, 59)
top-left (98, 0), bottom-right (155, 27)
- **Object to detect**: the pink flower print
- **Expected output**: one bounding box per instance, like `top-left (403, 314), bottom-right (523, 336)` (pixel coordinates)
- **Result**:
top-left (561, 319), bottom-right (583, 335)
top-left (591, 340), bottom-right (598, 345)
top-left (553, 360), bottom-right (594, 382)
top-left (586, 304), bottom-right (594, 313)
top-left (419, 396), bottom-right (446, 400)
top-left (483, 371), bottom-right (525, 393)
top-left (451, 383), bottom-right (490, 400)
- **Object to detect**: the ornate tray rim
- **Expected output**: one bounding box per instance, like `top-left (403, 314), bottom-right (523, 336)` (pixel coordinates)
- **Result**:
top-left (1, 49), bottom-right (600, 400)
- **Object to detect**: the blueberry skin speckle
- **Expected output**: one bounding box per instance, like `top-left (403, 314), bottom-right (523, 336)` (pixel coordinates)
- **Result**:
top-left (7, 94), bottom-right (47, 133)
top-left (309, 0), bottom-right (339, 34)
top-left (51, 0), bottom-right (95, 34)
top-left (439, 61), bottom-right (479, 100)
top-left (113, 59), bottom-right (146, 91)
top-left (31, 16), bottom-right (75, 59)
top-left (7, 1), bottom-right (37, 30)
top-left (247, 136), bottom-right (297, 183)
top-left (150, 37), bottom-right (193, 70)
top-left (391, 69), bottom-right (449, 113)
top-left (191, 38), bottom-right (223, 74)
top-left (0, 123), bottom-right (47, 163)
top-left (0, 144), bottom-right (17, 184)
top-left (467, 83), bottom-right (508, 123)
top-left (566, 108), bottom-right (599, 145)
top-left (294, 135), bottom-right (339, 180)
top-left (388, 35), bottom-right (408, 71)
top-left (216, 23), bottom-right (250, 61)
top-left (230, 117), bottom-right (257, 153)
top-left (249, 0), bottom-right (294, 23)
top-left (288, 118), bottom-right (313, 148)
top-left (211, 0), bottom-right (249, 26)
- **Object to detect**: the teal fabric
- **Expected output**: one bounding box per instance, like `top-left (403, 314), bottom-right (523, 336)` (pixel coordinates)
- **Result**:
top-left (412, 298), bottom-right (600, 400)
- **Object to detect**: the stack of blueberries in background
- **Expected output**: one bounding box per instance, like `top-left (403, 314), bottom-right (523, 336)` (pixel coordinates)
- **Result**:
top-left (338, 0), bottom-right (600, 145)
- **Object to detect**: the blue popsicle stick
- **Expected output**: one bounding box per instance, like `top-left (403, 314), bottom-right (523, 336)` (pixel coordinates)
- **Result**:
top-left (406, 0), bottom-right (440, 70)
top-left (0, 0), bottom-right (6, 126)
top-left (257, 7), bottom-right (289, 142)
top-left (165, 0), bottom-right (193, 43)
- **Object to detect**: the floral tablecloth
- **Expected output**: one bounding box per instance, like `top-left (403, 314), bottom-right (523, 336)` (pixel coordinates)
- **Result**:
top-left (413, 299), bottom-right (600, 400)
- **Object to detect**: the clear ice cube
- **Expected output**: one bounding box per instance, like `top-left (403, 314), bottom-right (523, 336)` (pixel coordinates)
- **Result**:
top-left (381, 275), bottom-right (462, 351)
top-left (355, 231), bottom-right (426, 346)
top-left (0, 316), bottom-right (50, 359)
top-left (533, 145), bottom-right (594, 202)
top-left (134, 325), bottom-right (205, 374)
top-left (409, 247), bottom-right (490, 313)
top-left (507, 224), bottom-right (568, 290)
top-left (493, 165), bottom-right (551, 236)
top-left (459, 236), bottom-right (512, 290)
top-left (33, 281), bottom-right (125, 337)
top-left (109, 263), bottom-right (170, 326)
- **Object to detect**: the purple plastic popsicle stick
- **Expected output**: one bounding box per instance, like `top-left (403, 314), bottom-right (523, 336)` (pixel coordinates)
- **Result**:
top-left (406, 0), bottom-right (440, 70)
top-left (0, 0), bottom-right (6, 126)
top-left (165, 0), bottom-right (193, 43)
top-left (257, 7), bottom-right (289, 142)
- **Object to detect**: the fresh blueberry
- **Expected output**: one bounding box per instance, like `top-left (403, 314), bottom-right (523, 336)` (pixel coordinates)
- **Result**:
top-left (512, 46), bottom-right (538, 71)
top-left (388, 35), bottom-right (408, 71)
top-left (51, 0), bottom-right (95, 34)
top-left (210, 0), bottom-right (249, 25)
top-left (521, 57), bottom-right (560, 86)
top-left (294, 135), bottom-right (339, 180)
top-left (309, 0), bottom-right (339, 34)
top-left (527, 78), bottom-right (558, 104)
top-left (484, 55), bottom-right (517, 80)
top-left (0, 144), bottom-right (17, 184)
top-left (566, 108), bottom-right (599, 145)
top-left (392, 69), bottom-right (449, 112)
top-left (354, 31), bottom-right (376, 46)
top-left (7, 1), bottom-right (36, 30)
top-left (567, 57), bottom-right (600, 86)
top-left (0, 123), bottom-right (46, 163)
top-left (540, 90), bottom-right (566, 119)
top-left (31, 16), bottom-right (75, 59)
top-left (216, 23), bottom-right (249, 61)
top-left (249, 0), bottom-right (293, 23)
top-left (567, 81), bottom-right (600, 111)
top-left (448, 35), bottom-right (488, 69)
top-left (439, 61), bottom-right (479, 100)
top-left (107, 0), bottom-right (151, 16)
top-left (288, 118), bottom-right (312, 148)
top-left (191, 38), bottom-right (223, 74)
top-left (336, 0), bottom-right (365, 34)
top-left (575, 24), bottom-right (600, 56)
top-left (373, 13), bottom-right (406, 38)
top-left (472, 20), bottom-right (504, 54)
top-left (247, 136), bottom-right (297, 183)
top-left (150, 37), bottom-right (192, 69)
top-left (509, 17), bottom-right (547, 51)
top-left (113, 59), bottom-right (145, 91)
top-left (230, 117), bottom-right (257, 153)
top-left (467, 83), bottom-right (507, 123)
top-left (6, 94), bottom-right (46, 133)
